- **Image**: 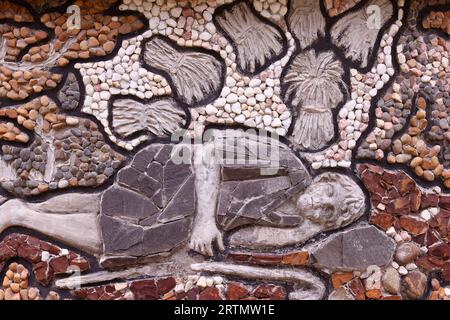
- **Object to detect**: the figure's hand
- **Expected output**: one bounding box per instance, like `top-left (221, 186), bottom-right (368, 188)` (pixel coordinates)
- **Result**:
top-left (189, 224), bottom-right (224, 257)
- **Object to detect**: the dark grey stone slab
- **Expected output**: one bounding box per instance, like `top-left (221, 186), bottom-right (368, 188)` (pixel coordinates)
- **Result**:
top-left (100, 215), bottom-right (144, 257)
top-left (311, 225), bottom-right (396, 273)
top-left (117, 167), bottom-right (161, 198)
top-left (132, 146), bottom-right (161, 172)
top-left (142, 218), bottom-right (192, 255)
top-left (102, 185), bottom-right (160, 221)
top-left (158, 175), bottom-right (195, 223)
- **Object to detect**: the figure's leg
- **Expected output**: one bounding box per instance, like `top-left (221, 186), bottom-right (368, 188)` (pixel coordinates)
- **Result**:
top-left (0, 198), bottom-right (102, 255)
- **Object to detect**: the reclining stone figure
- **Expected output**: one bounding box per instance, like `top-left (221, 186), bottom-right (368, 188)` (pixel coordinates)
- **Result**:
top-left (0, 129), bottom-right (366, 261)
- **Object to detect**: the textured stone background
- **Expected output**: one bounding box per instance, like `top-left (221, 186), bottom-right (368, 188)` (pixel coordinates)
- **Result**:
top-left (0, 0), bottom-right (449, 301)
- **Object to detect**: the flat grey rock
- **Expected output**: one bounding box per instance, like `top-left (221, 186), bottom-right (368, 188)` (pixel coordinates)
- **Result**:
top-left (311, 225), bottom-right (396, 273)
top-left (100, 143), bottom-right (195, 259)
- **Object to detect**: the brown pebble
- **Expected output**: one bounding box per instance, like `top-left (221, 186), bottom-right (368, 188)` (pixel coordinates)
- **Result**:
top-left (417, 97), bottom-right (427, 109)
top-left (2, 276), bottom-right (10, 288)
top-left (20, 289), bottom-right (28, 300)
top-left (423, 170), bottom-right (435, 182)
top-left (28, 287), bottom-right (39, 300)
top-left (10, 283), bottom-right (20, 293)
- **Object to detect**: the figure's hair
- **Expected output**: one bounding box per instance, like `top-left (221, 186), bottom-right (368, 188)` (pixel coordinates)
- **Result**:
top-left (312, 172), bottom-right (366, 227)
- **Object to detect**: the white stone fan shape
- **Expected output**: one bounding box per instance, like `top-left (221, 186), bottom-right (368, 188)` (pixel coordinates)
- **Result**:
top-left (330, 0), bottom-right (394, 69)
top-left (111, 97), bottom-right (186, 138)
top-left (214, 0), bottom-right (287, 75)
top-left (143, 36), bottom-right (224, 106)
top-left (282, 49), bottom-right (346, 150)
top-left (288, 0), bottom-right (326, 49)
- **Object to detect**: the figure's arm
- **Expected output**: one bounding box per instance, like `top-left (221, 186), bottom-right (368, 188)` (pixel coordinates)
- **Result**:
top-left (189, 143), bottom-right (224, 257)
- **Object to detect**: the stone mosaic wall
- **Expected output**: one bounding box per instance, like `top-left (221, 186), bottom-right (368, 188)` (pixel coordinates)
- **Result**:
top-left (0, 0), bottom-right (449, 301)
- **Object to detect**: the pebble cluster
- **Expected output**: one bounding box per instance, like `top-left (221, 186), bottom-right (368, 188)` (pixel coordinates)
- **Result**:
top-left (357, 1), bottom-right (450, 188)
top-left (0, 25), bottom-right (48, 62)
top-left (360, 164), bottom-right (450, 287)
top-left (0, 1), bottom-right (34, 22)
top-left (0, 0), bottom-right (145, 103)
top-left (324, 0), bottom-right (361, 17)
top-left (423, 10), bottom-right (450, 35)
top-left (1, 262), bottom-right (41, 300)
top-left (39, 0), bottom-right (145, 68)
top-left (308, 1), bottom-right (405, 169)
top-left (0, 233), bottom-right (90, 286)
top-left (384, 97), bottom-right (450, 186)
top-left (0, 66), bottom-right (61, 101)
top-left (0, 96), bottom-right (124, 197)
top-left (76, 35), bottom-right (172, 150)
top-left (0, 262), bottom-right (60, 300)
top-left (79, 0), bottom-right (293, 150)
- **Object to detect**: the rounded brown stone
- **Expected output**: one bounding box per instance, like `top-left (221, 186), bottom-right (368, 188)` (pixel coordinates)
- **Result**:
top-left (395, 242), bottom-right (420, 265)
top-left (403, 270), bottom-right (427, 299)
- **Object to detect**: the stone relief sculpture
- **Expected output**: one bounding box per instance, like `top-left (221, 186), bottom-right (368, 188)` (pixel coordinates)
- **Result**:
top-left (282, 49), bottom-right (347, 150)
top-left (287, 0), bottom-right (326, 49)
top-left (143, 36), bottom-right (225, 106)
top-left (188, 129), bottom-right (366, 254)
top-left (111, 97), bottom-right (186, 138)
top-left (330, 0), bottom-right (394, 69)
top-left (214, 0), bottom-right (287, 76)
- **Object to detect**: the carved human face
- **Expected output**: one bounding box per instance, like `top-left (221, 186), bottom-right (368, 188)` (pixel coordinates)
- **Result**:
top-left (296, 182), bottom-right (338, 224)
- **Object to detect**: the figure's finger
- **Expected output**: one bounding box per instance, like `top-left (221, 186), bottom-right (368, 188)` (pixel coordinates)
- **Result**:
top-left (206, 243), bottom-right (213, 257)
top-left (216, 233), bottom-right (225, 252)
top-left (200, 243), bottom-right (208, 256)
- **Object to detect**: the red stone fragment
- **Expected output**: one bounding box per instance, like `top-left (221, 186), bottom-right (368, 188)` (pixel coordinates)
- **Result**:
top-left (69, 257), bottom-right (90, 271)
top-left (130, 279), bottom-right (159, 300)
top-left (198, 287), bottom-right (222, 300)
top-left (429, 243), bottom-right (450, 259)
top-left (250, 253), bottom-right (282, 265)
top-left (186, 287), bottom-right (200, 300)
top-left (439, 196), bottom-right (450, 210)
top-left (347, 278), bottom-right (365, 300)
top-left (331, 272), bottom-right (354, 289)
top-left (49, 256), bottom-right (70, 274)
top-left (380, 295), bottom-right (402, 300)
top-left (17, 243), bottom-right (40, 262)
top-left (281, 251), bottom-right (309, 266)
top-left (226, 282), bottom-right (249, 300)
top-left (421, 193), bottom-right (440, 209)
top-left (370, 212), bottom-right (395, 230)
top-left (399, 216), bottom-right (428, 235)
top-left (252, 284), bottom-right (285, 300)
top-left (366, 289), bottom-right (382, 299)
top-left (227, 252), bottom-right (251, 263)
top-left (157, 277), bottom-right (176, 295)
